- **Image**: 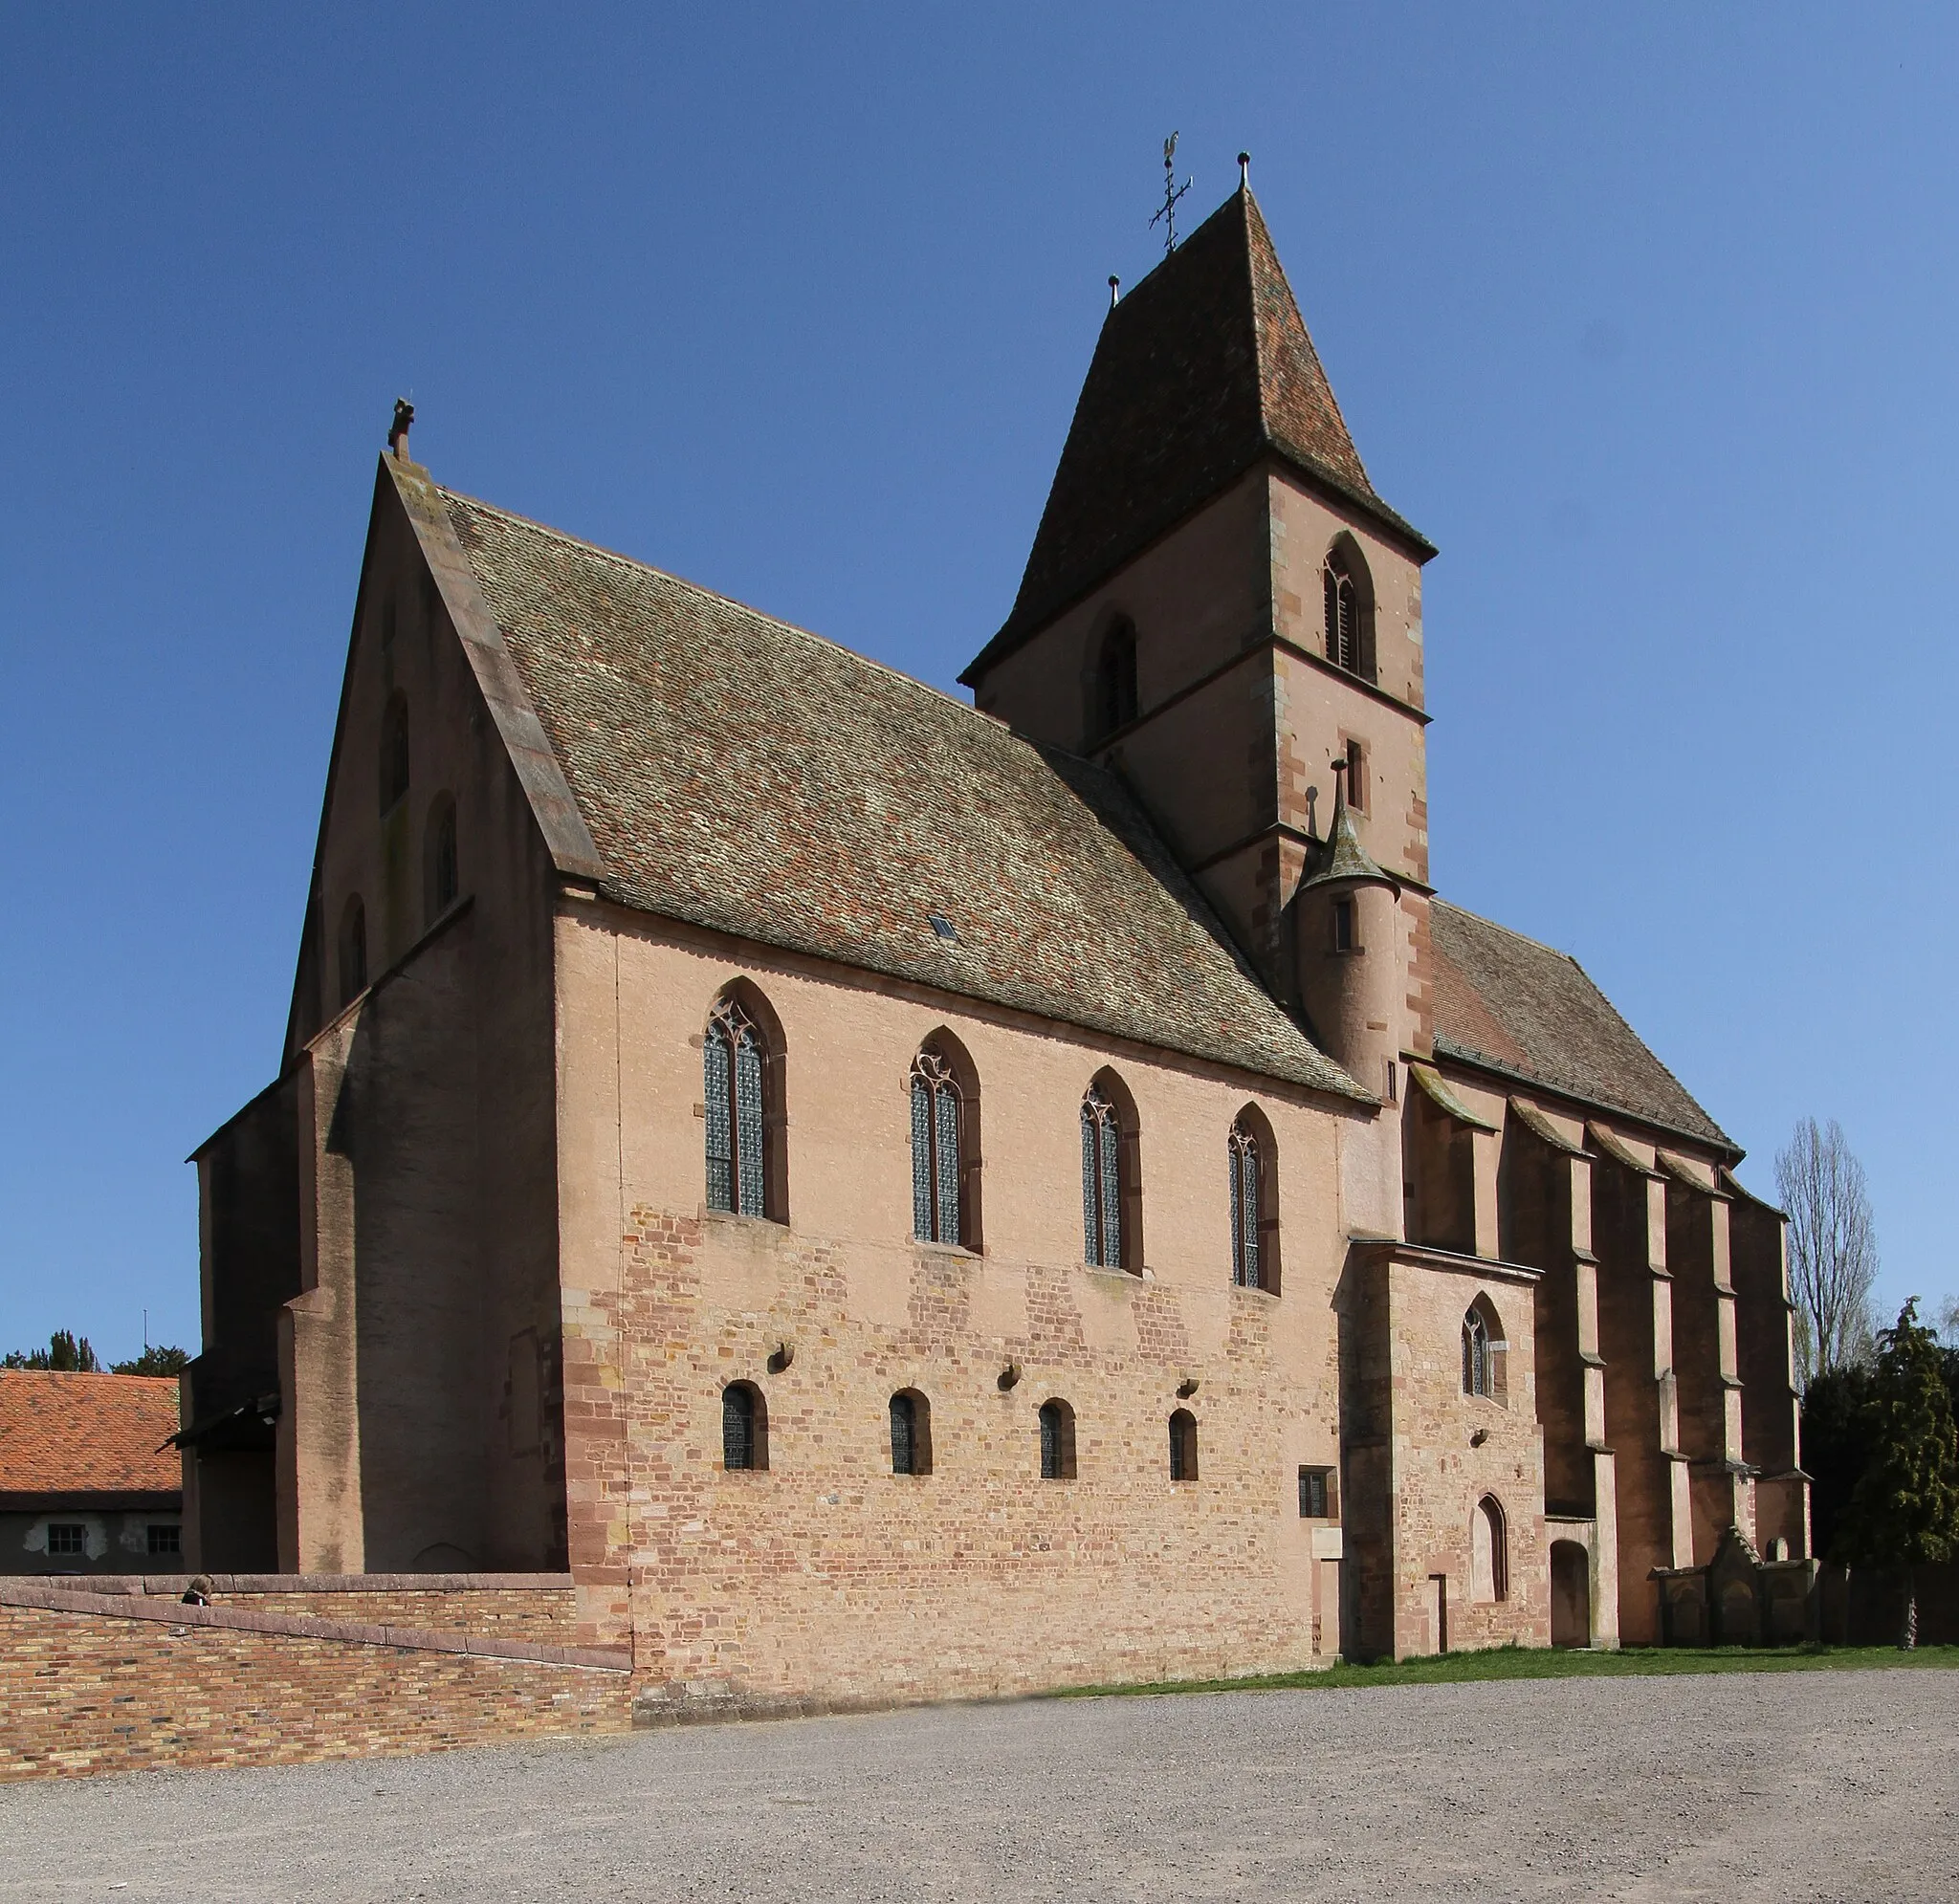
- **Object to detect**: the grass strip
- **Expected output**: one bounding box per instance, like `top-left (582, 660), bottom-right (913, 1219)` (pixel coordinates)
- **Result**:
top-left (1050, 1642), bottom-right (1959, 1700)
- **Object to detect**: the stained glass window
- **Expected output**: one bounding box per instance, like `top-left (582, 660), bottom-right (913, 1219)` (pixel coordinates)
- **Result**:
top-left (1229, 1119), bottom-right (1261, 1288)
top-left (1081, 1084), bottom-right (1122, 1267)
top-left (910, 1048), bottom-right (962, 1244)
top-left (706, 996), bottom-right (766, 1216)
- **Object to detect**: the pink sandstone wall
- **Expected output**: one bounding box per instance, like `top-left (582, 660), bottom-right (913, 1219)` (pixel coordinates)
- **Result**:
top-left (553, 904), bottom-right (1392, 1698)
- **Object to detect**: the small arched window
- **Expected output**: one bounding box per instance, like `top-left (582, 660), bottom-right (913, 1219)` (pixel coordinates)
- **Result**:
top-left (338, 896), bottom-right (367, 1005)
top-left (890, 1390), bottom-right (932, 1476)
top-left (1090, 618), bottom-right (1138, 742)
top-left (1081, 1074), bottom-right (1138, 1270)
top-left (425, 794), bottom-right (458, 923)
top-left (1169, 1408), bottom-right (1199, 1482)
top-left (911, 1044), bottom-right (965, 1246)
top-left (1321, 539), bottom-right (1376, 684)
top-left (380, 692), bottom-right (410, 813)
top-left (1471, 1494), bottom-right (1508, 1603)
top-left (1229, 1119), bottom-right (1260, 1289)
top-left (705, 990), bottom-right (781, 1219)
top-left (722, 1382), bottom-right (767, 1472)
top-left (1039, 1398), bottom-right (1076, 1480)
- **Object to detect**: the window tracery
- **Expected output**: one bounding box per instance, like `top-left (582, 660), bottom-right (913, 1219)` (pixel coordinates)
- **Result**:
top-left (706, 996), bottom-right (767, 1216)
top-left (910, 1048), bottom-right (962, 1245)
top-left (1081, 1083), bottom-right (1123, 1268)
top-left (1229, 1119), bottom-right (1262, 1288)
top-left (1463, 1303), bottom-right (1492, 1398)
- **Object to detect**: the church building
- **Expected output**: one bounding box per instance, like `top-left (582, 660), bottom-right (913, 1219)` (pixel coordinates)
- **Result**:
top-left (181, 177), bottom-right (1813, 1701)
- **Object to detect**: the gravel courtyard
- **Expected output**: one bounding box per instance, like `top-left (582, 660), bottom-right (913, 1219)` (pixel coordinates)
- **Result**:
top-left (1, 1668), bottom-right (1953, 1901)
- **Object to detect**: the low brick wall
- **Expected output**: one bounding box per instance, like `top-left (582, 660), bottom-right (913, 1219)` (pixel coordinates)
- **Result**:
top-left (0, 1581), bottom-right (628, 1781)
top-left (66, 1572), bottom-right (580, 1646)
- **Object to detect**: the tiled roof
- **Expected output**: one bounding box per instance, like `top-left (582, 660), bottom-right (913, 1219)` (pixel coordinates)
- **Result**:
top-left (437, 490), bottom-right (1369, 1101)
top-left (1429, 899), bottom-right (1732, 1149)
top-left (0, 1373), bottom-right (182, 1498)
top-left (963, 187), bottom-right (1431, 683)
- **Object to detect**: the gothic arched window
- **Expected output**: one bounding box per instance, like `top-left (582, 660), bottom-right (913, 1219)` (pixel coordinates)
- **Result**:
top-left (911, 1046), bottom-right (963, 1246)
top-left (1472, 1494), bottom-right (1508, 1603)
top-left (1322, 539), bottom-right (1376, 684)
top-left (338, 896), bottom-right (367, 1005)
top-left (1090, 618), bottom-right (1138, 742)
top-left (1229, 1119), bottom-right (1261, 1289)
top-left (425, 794), bottom-right (458, 923)
top-left (380, 692), bottom-right (410, 813)
top-left (1081, 1078), bottom-right (1134, 1269)
top-left (705, 992), bottom-right (773, 1218)
top-left (1463, 1302), bottom-right (1493, 1398)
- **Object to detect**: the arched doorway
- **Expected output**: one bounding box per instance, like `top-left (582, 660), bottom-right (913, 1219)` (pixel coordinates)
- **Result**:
top-left (1551, 1541), bottom-right (1591, 1648)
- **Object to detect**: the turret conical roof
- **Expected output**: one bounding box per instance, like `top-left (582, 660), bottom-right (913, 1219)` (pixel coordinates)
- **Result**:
top-left (963, 186), bottom-right (1431, 684)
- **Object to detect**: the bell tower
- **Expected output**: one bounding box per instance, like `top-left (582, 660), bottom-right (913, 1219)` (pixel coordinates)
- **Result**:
top-left (962, 177), bottom-right (1438, 1091)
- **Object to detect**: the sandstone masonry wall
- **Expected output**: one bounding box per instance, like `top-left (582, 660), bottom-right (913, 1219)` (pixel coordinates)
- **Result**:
top-left (0, 1588), bottom-right (627, 1782)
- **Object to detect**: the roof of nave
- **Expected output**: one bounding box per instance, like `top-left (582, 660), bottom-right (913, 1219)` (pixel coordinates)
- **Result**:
top-left (435, 486), bottom-right (1372, 1103)
top-left (962, 186), bottom-right (1432, 685)
top-left (1429, 899), bottom-right (1733, 1151)
top-left (0, 1373), bottom-right (182, 1499)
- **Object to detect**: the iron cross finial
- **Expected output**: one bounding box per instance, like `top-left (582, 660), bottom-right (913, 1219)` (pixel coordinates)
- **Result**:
top-left (1148, 131), bottom-right (1192, 255)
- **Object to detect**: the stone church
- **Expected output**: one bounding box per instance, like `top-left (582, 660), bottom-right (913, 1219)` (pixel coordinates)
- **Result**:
top-left (182, 177), bottom-right (1812, 1699)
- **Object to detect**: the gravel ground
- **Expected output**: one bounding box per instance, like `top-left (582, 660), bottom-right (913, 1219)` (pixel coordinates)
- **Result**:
top-left (1, 1669), bottom-right (1954, 1901)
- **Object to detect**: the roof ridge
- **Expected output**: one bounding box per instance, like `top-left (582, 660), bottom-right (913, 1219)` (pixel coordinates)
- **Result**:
top-left (437, 485), bottom-right (992, 726)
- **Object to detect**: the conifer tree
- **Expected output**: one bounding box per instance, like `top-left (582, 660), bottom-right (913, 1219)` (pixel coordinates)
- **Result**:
top-left (1844, 1299), bottom-right (1959, 1647)
top-left (2, 1329), bottom-right (101, 1371)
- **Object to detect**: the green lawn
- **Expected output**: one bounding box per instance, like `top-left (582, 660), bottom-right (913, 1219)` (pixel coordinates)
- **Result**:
top-left (1052, 1642), bottom-right (1959, 1700)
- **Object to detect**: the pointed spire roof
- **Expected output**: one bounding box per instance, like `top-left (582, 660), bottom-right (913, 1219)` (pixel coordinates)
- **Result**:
top-left (1300, 778), bottom-right (1398, 894)
top-left (964, 186), bottom-right (1431, 685)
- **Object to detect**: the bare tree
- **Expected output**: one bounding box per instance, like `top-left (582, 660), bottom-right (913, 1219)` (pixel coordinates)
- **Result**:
top-left (1775, 1117), bottom-right (1879, 1389)
top-left (1937, 1295), bottom-right (1959, 1349)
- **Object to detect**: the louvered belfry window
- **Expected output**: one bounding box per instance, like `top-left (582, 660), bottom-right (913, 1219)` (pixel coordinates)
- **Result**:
top-left (705, 996), bottom-right (766, 1215)
top-left (1229, 1119), bottom-right (1261, 1288)
top-left (1324, 562), bottom-right (1357, 675)
top-left (1080, 1084), bottom-right (1122, 1267)
top-left (911, 1048), bottom-right (962, 1244)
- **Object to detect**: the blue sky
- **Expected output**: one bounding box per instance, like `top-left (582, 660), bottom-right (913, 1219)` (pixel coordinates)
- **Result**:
top-left (2, 4), bottom-right (1953, 1359)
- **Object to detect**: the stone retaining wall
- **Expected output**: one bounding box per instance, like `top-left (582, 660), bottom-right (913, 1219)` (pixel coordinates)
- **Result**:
top-left (0, 1580), bottom-right (627, 1781)
top-left (64, 1572), bottom-right (579, 1645)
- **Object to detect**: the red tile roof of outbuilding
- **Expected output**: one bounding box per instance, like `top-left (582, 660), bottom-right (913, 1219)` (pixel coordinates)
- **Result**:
top-left (0, 1372), bottom-right (182, 1499)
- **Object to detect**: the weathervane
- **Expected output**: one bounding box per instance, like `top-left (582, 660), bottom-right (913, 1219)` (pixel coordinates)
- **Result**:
top-left (1148, 131), bottom-right (1192, 255)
